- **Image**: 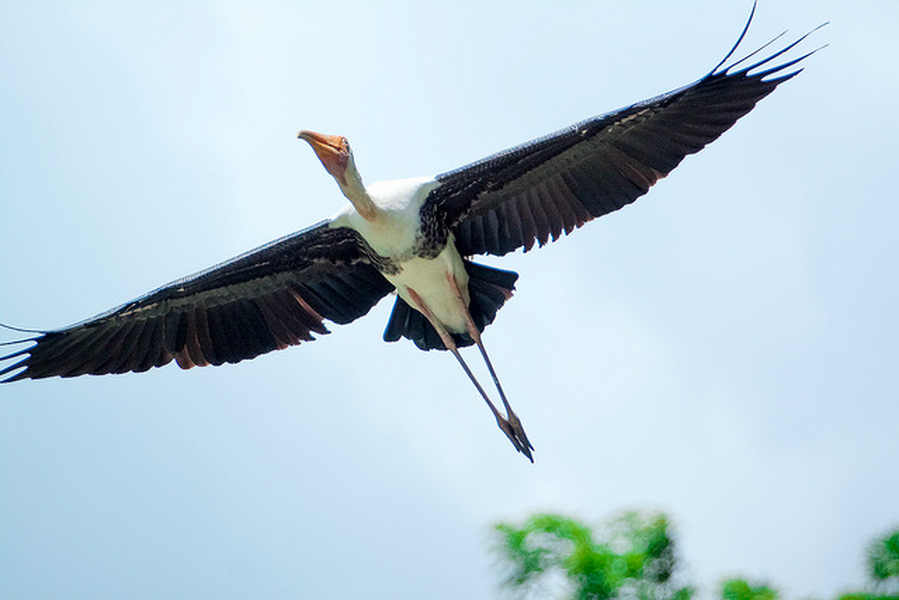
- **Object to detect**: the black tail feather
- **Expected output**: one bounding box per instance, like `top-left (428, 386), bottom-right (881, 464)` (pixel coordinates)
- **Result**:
top-left (383, 261), bottom-right (519, 351)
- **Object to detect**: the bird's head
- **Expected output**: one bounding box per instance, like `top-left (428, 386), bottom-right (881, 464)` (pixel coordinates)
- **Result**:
top-left (297, 130), bottom-right (355, 188)
top-left (298, 129), bottom-right (377, 221)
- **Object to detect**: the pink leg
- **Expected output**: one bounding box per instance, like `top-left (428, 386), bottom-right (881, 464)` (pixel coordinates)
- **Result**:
top-left (445, 272), bottom-right (533, 458)
top-left (406, 286), bottom-right (533, 462)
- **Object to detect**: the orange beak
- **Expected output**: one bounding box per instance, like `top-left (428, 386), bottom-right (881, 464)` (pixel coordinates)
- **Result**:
top-left (298, 130), bottom-right (349, 185)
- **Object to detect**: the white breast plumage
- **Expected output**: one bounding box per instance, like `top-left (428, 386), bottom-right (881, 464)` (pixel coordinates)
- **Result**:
top-left (331, 176), bottom-right (439, 259)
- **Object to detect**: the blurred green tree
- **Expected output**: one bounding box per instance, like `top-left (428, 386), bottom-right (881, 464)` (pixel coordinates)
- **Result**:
top-left (492, 511), bottom-right (693, 600)
top-left (868, 529), bottom-right (899, 584)
top-left (492, 515), bottom-right (899, 600)
top-left (721, 578), bottom-right (779, 600)
top-left (836, 527), bottom-right (899, 600)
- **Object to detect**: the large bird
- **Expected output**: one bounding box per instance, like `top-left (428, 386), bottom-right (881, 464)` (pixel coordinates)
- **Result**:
top-left (0, 7), bottom-right (822, 461)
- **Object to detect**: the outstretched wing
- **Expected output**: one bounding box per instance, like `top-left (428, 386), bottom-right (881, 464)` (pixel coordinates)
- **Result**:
top-left (424, 10), bottom-right (824, 257)
top-left (1, 221), bottom-right (393, 382)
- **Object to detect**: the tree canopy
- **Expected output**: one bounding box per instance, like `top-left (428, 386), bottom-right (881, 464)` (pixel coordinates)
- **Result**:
top-left (492, 512), bottom-right (898, 600)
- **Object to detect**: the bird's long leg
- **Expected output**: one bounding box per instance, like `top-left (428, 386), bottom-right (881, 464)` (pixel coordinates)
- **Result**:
top-left (444, 272), bottom-right (534, 460)
top-left (405, 287), bottom-right (532, 460)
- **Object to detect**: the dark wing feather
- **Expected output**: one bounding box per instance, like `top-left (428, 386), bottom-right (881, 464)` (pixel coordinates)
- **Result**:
top-left (425, 13), bottom-right (824, 257)
top-left (0, 221), bottom-right (393, 382)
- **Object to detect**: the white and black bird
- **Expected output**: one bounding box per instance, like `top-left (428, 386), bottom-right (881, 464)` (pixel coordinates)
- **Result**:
top-left (0, 8), bottom-right (822, 461)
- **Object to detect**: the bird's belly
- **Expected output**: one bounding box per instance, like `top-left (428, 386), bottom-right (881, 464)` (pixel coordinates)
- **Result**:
top-left (385, 246), bottom-right (470, 334)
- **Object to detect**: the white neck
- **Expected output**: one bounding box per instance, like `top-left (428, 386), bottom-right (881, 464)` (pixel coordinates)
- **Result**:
top-left (340, 162), bottom-right (378, 222)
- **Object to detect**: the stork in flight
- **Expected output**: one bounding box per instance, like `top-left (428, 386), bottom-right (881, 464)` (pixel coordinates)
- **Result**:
top-left (0, 8), bottom-right (822, 461)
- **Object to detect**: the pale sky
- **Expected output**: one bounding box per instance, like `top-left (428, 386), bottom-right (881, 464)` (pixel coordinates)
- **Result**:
top-left (2, 2), bottom-right (897, 599)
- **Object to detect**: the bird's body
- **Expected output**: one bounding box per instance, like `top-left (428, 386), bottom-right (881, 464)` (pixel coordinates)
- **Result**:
top-left (327, 175), bottom-right (472, 335)
top-left (384, 243), bottom-right (471, 335)
top-left (331, 177), bottom-right (437, 258)
top-left (0, 6), bottom-right (824, 461)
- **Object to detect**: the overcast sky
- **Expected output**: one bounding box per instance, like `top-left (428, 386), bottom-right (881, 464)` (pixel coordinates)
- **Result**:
top-left (2, 1), bottom-right (897, 599)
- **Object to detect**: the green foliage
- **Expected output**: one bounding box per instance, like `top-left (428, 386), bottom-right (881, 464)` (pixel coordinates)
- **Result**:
top-left (867, 529), bottom-right (899, 583)
top-left (721, 579), bottom-right (779, 600)
top-left (492, 515), bottom-right (898, 600)
top-left (492, 511), bottom-right (693, 600)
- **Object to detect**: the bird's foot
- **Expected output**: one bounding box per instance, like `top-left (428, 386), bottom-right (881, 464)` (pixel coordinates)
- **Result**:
top-left (496, 412), bottom-right (534, 463)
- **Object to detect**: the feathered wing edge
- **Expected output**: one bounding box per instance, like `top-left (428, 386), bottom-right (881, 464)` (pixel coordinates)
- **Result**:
top-left (427, 8), bottom-right (826, 258)
top-left (0, 223), bottom-right (394, 382)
